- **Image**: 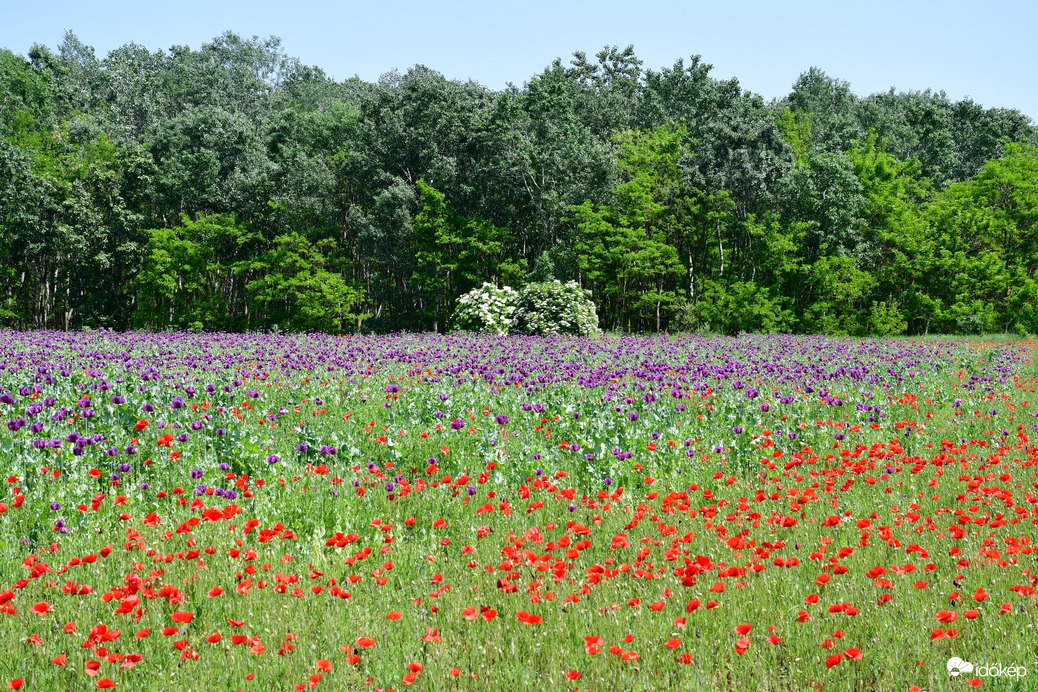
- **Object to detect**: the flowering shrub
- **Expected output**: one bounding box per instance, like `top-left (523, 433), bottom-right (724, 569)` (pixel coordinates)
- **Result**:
top-left (450, 283), bottom-right (518, 335)
top-left (452, 281), bottom-right (599, 336)
top-left (514, 280), bottom-right (600, 336)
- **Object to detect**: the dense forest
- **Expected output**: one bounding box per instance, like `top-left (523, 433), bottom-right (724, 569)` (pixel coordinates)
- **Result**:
top-left (1, 32), bottom-right (1036, 335)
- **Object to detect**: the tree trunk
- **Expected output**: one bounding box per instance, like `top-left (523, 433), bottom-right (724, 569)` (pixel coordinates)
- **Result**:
top-left (688, 251), bottom-right (695, 300)
top-left (717, 223), bottom-right (725, 278)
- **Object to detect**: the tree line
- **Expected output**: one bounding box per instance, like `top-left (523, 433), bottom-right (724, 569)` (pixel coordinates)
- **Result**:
top-left (1, 32), bottom-right (1035, 335)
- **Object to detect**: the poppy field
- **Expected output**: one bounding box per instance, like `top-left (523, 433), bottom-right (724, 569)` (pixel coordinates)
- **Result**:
top-left (1, 331), bottom-right (1037, 691)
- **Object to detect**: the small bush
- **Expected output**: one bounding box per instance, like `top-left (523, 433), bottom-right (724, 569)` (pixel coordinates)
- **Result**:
top-left (450, 283), bottom-right (518, 335)
top-left (514, 280), bottom-right (600, 337)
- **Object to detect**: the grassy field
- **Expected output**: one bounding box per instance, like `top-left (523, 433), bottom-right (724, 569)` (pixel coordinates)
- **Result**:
top-left (0, 331), bottom-right (1036, 691)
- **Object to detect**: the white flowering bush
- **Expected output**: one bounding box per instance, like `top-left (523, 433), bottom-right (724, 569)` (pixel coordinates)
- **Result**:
top-left (450, 283), bottom-right (519, 335)
top-left (514, 280), bottom-right (600, 336)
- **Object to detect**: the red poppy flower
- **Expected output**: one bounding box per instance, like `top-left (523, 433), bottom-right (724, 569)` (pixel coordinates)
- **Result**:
top-left (31, 601), bottom-right (53, 615)
top-left (516, 611), bottom-right (542, 625)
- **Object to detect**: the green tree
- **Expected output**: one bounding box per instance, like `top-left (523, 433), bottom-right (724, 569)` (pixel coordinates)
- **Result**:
top-left (2, 31), bottom-right (1037, 336)
top-left (922, 144), bottom-right (1038, 332)
top-left (784, 68), bottom-right (863, 154)
top-left (410, 179), bottom-right (517, 331)
top-left (244, 233), bottom-right (368, 333)
top-left (568, 125), bottom-right (686, 331)
top-left (847, 134), bottom-right (932, 333)
top-left (134, 214), bottom-right (258, 330)
top-left (694, 280), bottom-right (793, 335)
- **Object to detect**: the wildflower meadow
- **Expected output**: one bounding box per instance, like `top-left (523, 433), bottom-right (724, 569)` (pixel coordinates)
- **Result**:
top-left (0, 331), bottom-right (1037, 691)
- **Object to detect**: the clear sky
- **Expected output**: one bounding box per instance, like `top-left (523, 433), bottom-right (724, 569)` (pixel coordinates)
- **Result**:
top-left (1, 0), bottom-right (1034, 122)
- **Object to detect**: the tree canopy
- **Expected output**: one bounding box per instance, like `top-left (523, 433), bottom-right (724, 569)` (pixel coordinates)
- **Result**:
top-left (1, 32), bottom-right (1035, 334)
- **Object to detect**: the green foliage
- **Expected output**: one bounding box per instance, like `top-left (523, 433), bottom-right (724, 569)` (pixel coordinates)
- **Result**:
top-left (919, 144), bottom-right (1038, 333)
top-left (867, 300), bottom-right (908, 336)
top-left (800, 256), bottom-right (877, 335)
top-left (133, 214), bottom-right (250, 330)
top-left (409, 179), bottom-right (518, 330)
top-left (528, 244), bottom-right (580, 283)
top-left (134, 215), bottom-right (366, 333)
top-left (778, 149), bottom-right (867, 261)
top-left (0, 32), bottom-right (1036, 334)
top-left (776, 108), bottom-right (812, 166)
top-left (568, 124), bottom-right (688, 332)
top-left (1010, 278), bottom-right (1038, 336)
top-left (693, 280), bottom-right (793, 335)
top-left (244, 233), bottom-right (368, 333)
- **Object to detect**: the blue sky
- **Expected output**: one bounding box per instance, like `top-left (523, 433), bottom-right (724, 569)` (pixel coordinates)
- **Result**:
top-left (2, 0), bottom-right (1034, 121)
